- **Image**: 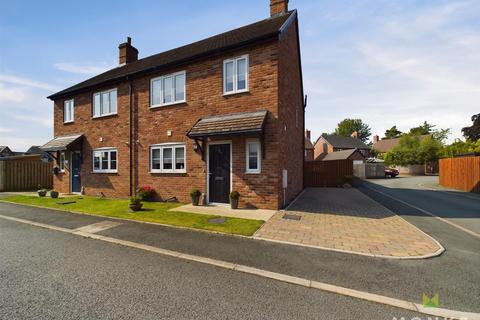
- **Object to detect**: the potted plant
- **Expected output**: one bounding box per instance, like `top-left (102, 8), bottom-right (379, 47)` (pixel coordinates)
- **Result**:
top-left (137, 185), bottom-right (155, 201)
top-left (129, 196), bottom-right (143, 212)
top-left (38, 189), bottom-right (47, 197)
top-left (50, 190), bottom-right (59, 198)
top-left (190, 189), bottom-right (201, 206)
top-left (229, 191), bottom-right (240, 209)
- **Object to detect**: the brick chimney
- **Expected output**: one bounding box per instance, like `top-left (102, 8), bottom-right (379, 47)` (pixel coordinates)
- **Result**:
top-left (373, 135), bottom-right (379, 143)
top-left (305, 130), bottom-right (311, 141)
top-left (118, 37), bottom-right (138, 65)
top-left (270, 0), bottom-right (289, 17)
top-left (351, 131), bottom-right (359, 139)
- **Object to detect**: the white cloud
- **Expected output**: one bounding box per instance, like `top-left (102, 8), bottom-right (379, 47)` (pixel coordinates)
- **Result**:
top-left (0, 82), bottom-right (27, 103)
top-left (0, 74), bottom-right (58, 91)
top-left (10, 114), bottom-right (52, 128)
top-left (54, 62), bottom-right (115, 75)
top-left (0, 127), bottom-right (14, 133)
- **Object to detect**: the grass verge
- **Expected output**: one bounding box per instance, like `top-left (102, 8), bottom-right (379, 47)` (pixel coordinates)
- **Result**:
top-left (1, 195), bottom-right (264, 236)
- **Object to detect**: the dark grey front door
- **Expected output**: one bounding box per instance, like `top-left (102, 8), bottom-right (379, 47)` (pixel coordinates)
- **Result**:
top-left (71, 152), bottom-right (81, 193)
top-left (208, 144), bottom-right (230, 203)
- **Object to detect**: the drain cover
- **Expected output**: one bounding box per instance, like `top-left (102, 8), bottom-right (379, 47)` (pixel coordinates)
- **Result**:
top-left (282, 214), bottom-right (301, 221)
top-left (208, 217), bottom-right (227, 224)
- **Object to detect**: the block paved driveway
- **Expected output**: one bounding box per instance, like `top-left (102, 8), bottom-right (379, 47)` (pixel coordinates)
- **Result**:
top-left (254, 188), bottom-right (442, 258)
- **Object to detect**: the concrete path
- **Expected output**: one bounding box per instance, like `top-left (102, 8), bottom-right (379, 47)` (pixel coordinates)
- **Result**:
top-left (255, 188), bottom-right (443, 258)
top-left (172, 203), bottom-right (275, 221)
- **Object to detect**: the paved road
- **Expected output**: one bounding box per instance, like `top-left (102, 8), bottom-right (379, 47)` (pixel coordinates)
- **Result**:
top-left (0, 218), bottom-right (425, 320)
top-left (362, 176), bottom-right (480, 234)
top-left (0, 199), bottom-right (478, 314)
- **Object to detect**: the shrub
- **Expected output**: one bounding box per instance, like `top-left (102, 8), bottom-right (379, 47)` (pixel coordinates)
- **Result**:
top-left (190, 189), bottom-right (201, 198)
top-left (137, 185), bottom-right (155, 201)
top-left (129, 196), bottom-right (142, 205)
top-left (229, 191), bottom-right (240, 200)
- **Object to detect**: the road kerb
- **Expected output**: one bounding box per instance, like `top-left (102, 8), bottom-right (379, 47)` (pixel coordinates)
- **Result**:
top-left (0, 213), bottom-right (479, 320)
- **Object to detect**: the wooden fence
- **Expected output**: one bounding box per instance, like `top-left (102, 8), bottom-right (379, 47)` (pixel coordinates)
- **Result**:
top-left (439, 156), bottom-right (480, 193)
top-left (304, 159), bottom-right (353, 187)
top-left (0, 160), bottom-right (53, 192)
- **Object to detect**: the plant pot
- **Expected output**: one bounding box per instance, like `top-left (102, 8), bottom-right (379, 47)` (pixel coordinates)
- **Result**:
top-left (38, 191), bottom-right (47, 197)
top-left (230, 198), bottom-right (239, 209)
top-left (129, 203), bottom-right (143, 212)
top-left (191, 195), bottom-right (200, 206)
top-left (50, 191), bottom-right (59, 199)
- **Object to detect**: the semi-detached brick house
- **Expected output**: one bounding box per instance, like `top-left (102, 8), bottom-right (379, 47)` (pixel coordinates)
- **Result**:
top-left (41, 0), bottom-right (304, 210)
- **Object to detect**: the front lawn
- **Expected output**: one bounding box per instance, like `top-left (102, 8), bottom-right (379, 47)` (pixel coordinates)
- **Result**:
top-left (1, 195), bottom-right (264, 236)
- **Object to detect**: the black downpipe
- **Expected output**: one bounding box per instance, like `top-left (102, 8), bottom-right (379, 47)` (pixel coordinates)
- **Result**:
top-left (128, 78), bottom-right (133, 197)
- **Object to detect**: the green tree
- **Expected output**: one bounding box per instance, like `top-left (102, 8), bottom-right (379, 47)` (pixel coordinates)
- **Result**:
top-left (334, 118), bottom-right (371, 143)
top-left (441, 139), bottom-right (480, 158)
top-left (462, 113), bottom-right (480, 141)
top-left (384, 135), bottom-right (443, 166)
top-left (384, 126), bottom-right (402, 139)
top-left (409, 121), bottom-right (436, 135)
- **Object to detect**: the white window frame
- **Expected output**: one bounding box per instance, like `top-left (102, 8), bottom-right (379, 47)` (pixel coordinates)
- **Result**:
top-left (92, 148), bottom-right (118, 173)
top-left (223, 55), bottom-right (249, 95)
top-left (150, 71), bottom-right (186, 108)
top-left (64, 99), bottom-right (74, 123)
top-left (59, 152), bottom-right (66, 172)
top-left (92, 88), bottom-right (117, 118)
top-left (246, 139), bottom-right (261, 174)
top-left (150, 143), bottom-right (186, 173)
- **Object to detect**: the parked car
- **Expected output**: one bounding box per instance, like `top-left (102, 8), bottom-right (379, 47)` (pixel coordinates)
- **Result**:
top-left (385, 167), bottom-right (399, 178)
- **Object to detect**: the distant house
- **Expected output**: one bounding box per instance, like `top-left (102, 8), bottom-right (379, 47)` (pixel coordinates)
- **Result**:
top-left (318, 148), bottom-right (365, 162)
top-left (304, 130), bottom-right (314, 161)
top-left (314, 133), bottom-right (371, 160)
top-left (0, 146), bottom-right (15, 158)
top-left (372, 134), bottom-right (431, 155)
top-left (25, 146), bottom-right (52, 162)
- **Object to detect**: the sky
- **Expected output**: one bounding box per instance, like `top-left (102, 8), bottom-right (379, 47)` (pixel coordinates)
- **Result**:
top-left (1, 0), bottom-right (479, 151)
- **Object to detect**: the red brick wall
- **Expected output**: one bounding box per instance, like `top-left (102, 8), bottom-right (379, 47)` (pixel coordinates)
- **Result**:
top-left (53, 41), bottom-right (283, 208)
top-left (314, 137), bottom-right (333, 160)
top-left (277, 19), bottom-right (304, 207)
top-left (305, 149), bottom-right (314, 161)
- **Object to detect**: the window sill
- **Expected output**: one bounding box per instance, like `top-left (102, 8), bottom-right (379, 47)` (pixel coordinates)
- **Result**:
top-left (63, 121), bottom-right (74, 124)
top-left (150, 170), bottom-right (186, 174)
top-left (223, 90), bottom-right (249, 97)
top-left (91, 171), bottom-right (118, 174)
top-left (246, 171), bottom-right (261, 175)
top-left (150, 100), bottom-right (186, 109)
top-left (92, 113), bottom-right (118, 120)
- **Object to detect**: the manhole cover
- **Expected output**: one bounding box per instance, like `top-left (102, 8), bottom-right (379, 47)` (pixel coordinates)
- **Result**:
top-left (208, 217), bottom-right (227, 224)
top-left (282, 214), bottom-right (301, 221)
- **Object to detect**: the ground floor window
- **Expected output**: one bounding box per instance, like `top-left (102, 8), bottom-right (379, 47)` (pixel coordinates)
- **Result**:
top-left (59, 152), bottom-right (65, 172)
top-left (93, 148), bottom-right (117, 173)
top-left (150, 144), bottom-right (186, 173)
top-left (246, 139), bottom-right (261, 173)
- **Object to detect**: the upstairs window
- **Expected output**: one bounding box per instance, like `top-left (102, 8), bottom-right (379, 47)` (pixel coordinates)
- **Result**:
top-left (150, 144), bottom-right (186, 173)
top-left (223, 55), bottom-right (248, 94)
top-left (246, 139), bottom-right (261, 173)
top-left (93, 148), bottom-right (117, 173)
top-left (64, 99), bottom-right (74, 123)
top-left (151, 71), bottom-right (186, 107)
top-left (93, 89), bottom-right (117, 117)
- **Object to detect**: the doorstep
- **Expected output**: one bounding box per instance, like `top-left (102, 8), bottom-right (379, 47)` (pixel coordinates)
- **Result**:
top-left (172, 204), bottom-right (275, 221)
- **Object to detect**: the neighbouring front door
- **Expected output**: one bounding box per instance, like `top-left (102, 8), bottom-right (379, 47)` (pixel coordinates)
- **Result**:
top-left (208, 144), bottom-right (231, 203)
top-left (71, 152), bottom-right (81, 193)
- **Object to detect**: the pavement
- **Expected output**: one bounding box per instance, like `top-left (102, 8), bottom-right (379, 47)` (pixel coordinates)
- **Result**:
top-left (255, 188), bottom-right (442, 258)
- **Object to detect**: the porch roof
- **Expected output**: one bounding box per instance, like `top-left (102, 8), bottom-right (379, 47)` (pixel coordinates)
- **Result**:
top-left (187, 110), bottom-right (268, 138)
top-left (40, 134), bottom-right (84, 152)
